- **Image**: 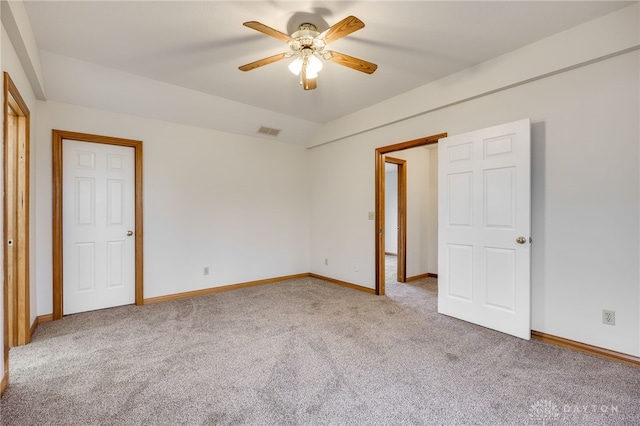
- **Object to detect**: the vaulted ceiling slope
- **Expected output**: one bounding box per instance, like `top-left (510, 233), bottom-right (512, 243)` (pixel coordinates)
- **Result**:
top-left (18, 1), bottom-right (635, 145)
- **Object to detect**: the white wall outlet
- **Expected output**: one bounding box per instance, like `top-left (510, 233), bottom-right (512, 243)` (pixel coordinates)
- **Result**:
top-left (354, 263), bottom-right (359, 272)
top-left (602, 309), bottom-right (615, 325)
top-left (324, 258), bottom-right (328, 266)
top-left (203, 266), bottom-right (210, 275)
top-left (368, 212), bottom-right (375, 220)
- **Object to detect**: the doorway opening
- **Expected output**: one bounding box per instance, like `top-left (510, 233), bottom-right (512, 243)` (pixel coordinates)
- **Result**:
top-left (384, 157), bottom-right (406, 283)
top-left (375, 133), bottom-right (445, 295)
top-left (52, 130), bottom-right (144, 320)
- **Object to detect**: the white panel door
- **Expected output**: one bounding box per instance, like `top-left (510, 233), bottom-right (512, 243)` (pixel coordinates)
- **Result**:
top-left (63, 140), bottom-right (135, 315)
top-left (438, 119), bottom-right (531, 339)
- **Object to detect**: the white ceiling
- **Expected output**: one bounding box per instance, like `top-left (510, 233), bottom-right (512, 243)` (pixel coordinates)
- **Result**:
top-left (23, 1), bottom-right (633, 126)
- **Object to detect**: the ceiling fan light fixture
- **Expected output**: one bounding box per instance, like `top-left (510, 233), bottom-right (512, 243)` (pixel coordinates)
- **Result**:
top-left (289, 52), bottom-right (322, 78)
top-left (307, 54), bottom-right (323, 73)
top-left (305, 68), bottom-right (318, 79)
top-left (240, 16), bottom-right (377, 90)
top-left (288, 57), bottom-right (303, 75)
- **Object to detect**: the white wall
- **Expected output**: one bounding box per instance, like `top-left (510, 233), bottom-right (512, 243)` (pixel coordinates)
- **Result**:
top-left (309, 5), bottom-right (639, 148)
top-left (309, 137), bottom-right (376, 284)
top-left (35, 101), bottom-right (310, 313)
top-left (39, 51), bottom-right (319, 146)
top-left (309, 48), bottom-right (639, 355)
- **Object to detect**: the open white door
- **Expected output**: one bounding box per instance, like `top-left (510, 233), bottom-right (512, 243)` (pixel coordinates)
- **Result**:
top-left (438, 119), bottom-right (531, 339)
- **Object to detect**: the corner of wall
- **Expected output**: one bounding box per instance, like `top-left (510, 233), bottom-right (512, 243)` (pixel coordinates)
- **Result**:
top-left (1, 0), bottom-right (45, 99)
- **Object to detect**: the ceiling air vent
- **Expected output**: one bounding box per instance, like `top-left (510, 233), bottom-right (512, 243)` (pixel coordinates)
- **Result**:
top-left (257, 126), bottom-right (281, 137)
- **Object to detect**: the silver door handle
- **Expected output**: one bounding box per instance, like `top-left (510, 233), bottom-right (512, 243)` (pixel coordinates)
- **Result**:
top-left (126, 230), bottom-right (134, 236)
top-left (516, 236), bottom-right (527, 244)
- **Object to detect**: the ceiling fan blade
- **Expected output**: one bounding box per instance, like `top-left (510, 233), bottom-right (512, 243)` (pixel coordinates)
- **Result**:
top-left (243, 21), bottom-right (293, 43)
top-left (323, 50), bottom-right (378, 74)
top-left (300, 63), bottom-right (317, 90)
top-left (319, 16), bottom-right (365, 44)
top-left (304, 77), bottom-right (317, 91)
top-left (239, 52), bottom-right (290, 72)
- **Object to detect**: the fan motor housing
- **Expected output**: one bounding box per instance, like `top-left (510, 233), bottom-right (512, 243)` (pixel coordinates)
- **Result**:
top-left (289, 23), bottom-right (325, 53)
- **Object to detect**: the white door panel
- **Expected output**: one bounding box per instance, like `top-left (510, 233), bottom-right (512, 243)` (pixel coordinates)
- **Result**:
top-left (63, 140), bottom-right (135, 315)
top-left (438, 119), bottom-right (531, 339)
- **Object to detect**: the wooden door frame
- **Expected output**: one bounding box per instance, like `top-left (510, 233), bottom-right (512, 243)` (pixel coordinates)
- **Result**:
top-left (3, 72), bottom-right (31, 394)
top-left (375, 133), bottom-right (446, 295)
top-left (3, 73), bottom-right (31, 346)
top-left (384, 157), bottom-right (407, 283)
top-left (52, 130), bottom-right (144, 320)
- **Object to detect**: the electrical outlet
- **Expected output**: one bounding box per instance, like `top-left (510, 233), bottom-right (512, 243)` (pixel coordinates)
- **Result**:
top-left (602, 309), bottom-right (615, 325)
top-left (324, 258), bottom-right (328, 266)
top-left (354, 263), bottom-right (359, 272)
top-left (203, 267), bottom-right (210, 276)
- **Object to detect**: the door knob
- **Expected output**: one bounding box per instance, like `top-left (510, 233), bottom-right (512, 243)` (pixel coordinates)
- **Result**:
top-left (126, 230), bottom-right (134, 236)
top-left (516, 236), bottom-right (527, 244)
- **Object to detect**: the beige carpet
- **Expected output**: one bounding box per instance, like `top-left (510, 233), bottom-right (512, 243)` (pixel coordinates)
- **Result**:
top-left (1, 273), bottom-right (639, 425)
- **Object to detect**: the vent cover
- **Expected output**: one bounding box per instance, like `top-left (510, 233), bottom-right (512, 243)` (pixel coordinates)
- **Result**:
top-left (257, 126), bottom-right (281, 137)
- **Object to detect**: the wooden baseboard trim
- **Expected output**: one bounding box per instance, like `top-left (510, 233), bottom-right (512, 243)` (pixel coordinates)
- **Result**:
top-left (29, 314), bottom-right (54, 339)
top-left (1, 371), bottom-right (8, 397)
top-left (30, 318), bottom-right (38, 338)
top-left (309, 273), bottom-right (376, 294)
top-left (406, 273), bottom-right (428, 282)
top-left (405, 273), bottom-right (438, 282)
top-left (531, 330), bottom-right (640, 368)
top-left (38, 314), bottom-right (54, 323)
top-left (143, 273), bottom-right (310, 305)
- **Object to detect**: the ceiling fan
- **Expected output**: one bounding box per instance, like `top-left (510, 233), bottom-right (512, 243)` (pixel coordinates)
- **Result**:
top-left (239, 15), bottom-right (378, 90)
